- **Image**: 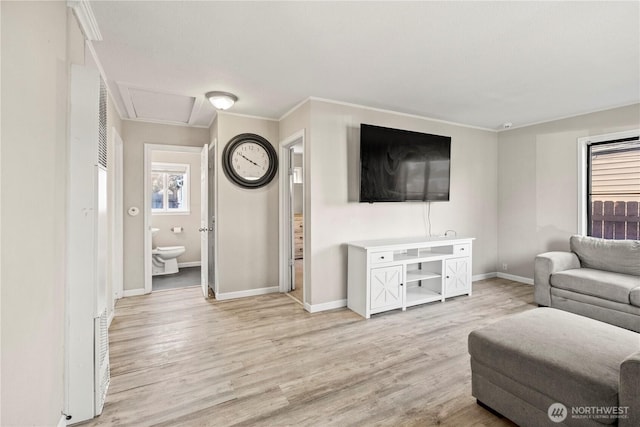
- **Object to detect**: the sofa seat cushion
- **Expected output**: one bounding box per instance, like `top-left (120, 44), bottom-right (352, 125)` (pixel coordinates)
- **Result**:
top-left (468, 308), bottom-right (640, 418)
top-left (550, 268), bottom-right (640, 304)
top-left (631, 288), bottom-right (640, 308)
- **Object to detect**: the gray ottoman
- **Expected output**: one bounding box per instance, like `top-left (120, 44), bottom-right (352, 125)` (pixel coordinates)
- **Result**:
top-left (468, 308), bottom-right (640, 427)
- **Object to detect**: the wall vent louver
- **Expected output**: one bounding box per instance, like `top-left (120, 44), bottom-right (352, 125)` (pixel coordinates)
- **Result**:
top-left (95, 308), bottom-right (110, 415)
top-left (98, 78), bottom-right (108, 168)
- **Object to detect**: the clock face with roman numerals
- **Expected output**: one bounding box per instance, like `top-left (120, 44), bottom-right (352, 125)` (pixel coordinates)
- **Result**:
top-left (222, 134), bottom-right (278, 189)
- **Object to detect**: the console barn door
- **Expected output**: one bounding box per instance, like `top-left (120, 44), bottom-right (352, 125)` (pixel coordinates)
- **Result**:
top-left (370, 266), bottom-right (403, 312)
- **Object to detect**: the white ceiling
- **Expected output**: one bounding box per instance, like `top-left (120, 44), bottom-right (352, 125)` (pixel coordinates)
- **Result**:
top-left (89, 1), bottom-right (640, 130)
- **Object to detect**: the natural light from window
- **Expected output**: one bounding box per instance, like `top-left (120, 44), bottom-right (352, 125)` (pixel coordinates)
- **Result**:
top-left (152, 162), bottom-right (190, 214)
top-left (587, 138), bottom-right (640, 240)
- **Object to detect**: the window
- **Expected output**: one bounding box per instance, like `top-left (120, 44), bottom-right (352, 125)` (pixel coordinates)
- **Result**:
top-left (151, 162), bottom-right (190, 214)
top-left (578, 131), bottom-right (640, 240)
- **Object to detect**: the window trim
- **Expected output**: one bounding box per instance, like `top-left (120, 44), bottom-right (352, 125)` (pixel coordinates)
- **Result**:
top-left (577, 129), bottom-right (640, 236)
top-left (151, 162), bottom-right (190, 214)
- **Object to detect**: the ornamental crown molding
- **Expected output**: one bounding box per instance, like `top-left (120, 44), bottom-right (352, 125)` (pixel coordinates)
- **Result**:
top-left (67, 1), bottom-right (103, 41)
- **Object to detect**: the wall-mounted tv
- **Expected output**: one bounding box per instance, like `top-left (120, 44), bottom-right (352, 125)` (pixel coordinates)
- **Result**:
top-left (359, 124), bottom-right (451, 203)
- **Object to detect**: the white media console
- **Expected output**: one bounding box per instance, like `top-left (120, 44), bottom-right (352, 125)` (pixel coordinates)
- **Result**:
top-left (347, 236), bottom-right (475, 318)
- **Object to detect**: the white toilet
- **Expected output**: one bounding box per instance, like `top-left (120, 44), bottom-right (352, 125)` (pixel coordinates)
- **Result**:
top-left (151, 228), bottom-right (186, 276)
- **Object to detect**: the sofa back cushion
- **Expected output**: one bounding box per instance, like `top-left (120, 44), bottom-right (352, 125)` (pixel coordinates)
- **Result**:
top-left (570, 235), bottom-right (640, 276)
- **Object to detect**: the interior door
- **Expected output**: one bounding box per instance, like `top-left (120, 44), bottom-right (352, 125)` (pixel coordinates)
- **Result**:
top-left (288, 147), bottom-right (296, 292)
top-left (200, 144), bottom-right (209, 298)
top-left (208, 144), bottom-right (216, 295)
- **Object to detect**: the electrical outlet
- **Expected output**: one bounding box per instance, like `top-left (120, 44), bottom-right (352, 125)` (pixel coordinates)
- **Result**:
top-left (502, 263), bottom-right (508, 271)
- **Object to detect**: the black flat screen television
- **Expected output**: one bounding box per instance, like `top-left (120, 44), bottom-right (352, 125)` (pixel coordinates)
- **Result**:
top-left (359, 124), bottom-right (451, 203)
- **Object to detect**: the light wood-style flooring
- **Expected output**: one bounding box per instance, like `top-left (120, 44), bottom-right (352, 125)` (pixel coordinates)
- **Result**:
top-left (81, 278), bottom-right (533, 426)
top-left (287, 259), bottom-right (304, 303)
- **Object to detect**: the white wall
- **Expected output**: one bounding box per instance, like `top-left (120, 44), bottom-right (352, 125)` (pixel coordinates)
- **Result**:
top-left (305, 100), bottom-right (499, 305)
top-left (151, 150), bottom-right (201, 264)
top-left (497, 103), bottom-right (640, 279)
top-left (1, 2), bottom-right (80, 425)
top-left (213, 112), bottom-right (280, 294)
top-left (121, 121), bottom-right (208, 291)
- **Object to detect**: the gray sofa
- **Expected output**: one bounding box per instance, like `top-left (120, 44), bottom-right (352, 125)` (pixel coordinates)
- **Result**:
top-left (469, 235), bottom-right (640, 425)
top-left (534, 235), bottom-right (640, 333)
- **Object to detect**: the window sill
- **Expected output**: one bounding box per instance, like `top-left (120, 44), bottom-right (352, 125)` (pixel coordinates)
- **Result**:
top-left (152, 211), bottom-right (191, 216)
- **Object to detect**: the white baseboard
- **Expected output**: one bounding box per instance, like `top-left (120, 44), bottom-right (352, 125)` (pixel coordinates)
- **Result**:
top-left (57, 414), bottom-right (67, 427)
top-left (497, 272), bottom-right (534, 285)
top-left (472, 272), bottom-right (497, 281)
top-left (215, 286), bottom-right (279, 301)
top-left (123, 288), bottom-right (146, 297)
top-left (304, 299), bottom-right (347, 313)
top-left (178, 261), bottom-right (201, 268)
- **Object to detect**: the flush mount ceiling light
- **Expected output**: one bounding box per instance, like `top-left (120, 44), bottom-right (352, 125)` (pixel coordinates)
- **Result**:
top-left (206, 91), bottom-right (238, 110)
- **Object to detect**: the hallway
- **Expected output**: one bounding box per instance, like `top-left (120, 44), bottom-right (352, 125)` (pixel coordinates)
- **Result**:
top-left (82, 279), bottom-right (530, 426)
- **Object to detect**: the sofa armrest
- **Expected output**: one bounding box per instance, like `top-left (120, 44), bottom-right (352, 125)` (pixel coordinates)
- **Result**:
top-left (534, 252), bottom-right (581, 306)
top-left (619, 350), bottom-right (640, 427)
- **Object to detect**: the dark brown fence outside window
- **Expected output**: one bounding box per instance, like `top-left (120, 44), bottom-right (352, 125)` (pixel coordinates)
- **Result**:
top-left (590, 201), bottom-right (640, 240)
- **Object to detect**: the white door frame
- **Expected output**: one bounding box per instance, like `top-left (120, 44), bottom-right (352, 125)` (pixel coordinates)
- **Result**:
top-left (111, 128), bottom-right (124, 303)
top-left (278, 130), bottom-right (306, 304)
top-left (143, 143), bottom-right (205, 294)
top-left (200, 144), bottom-right (209, 299)
top-left (209, 141), bottom-right (219, 296)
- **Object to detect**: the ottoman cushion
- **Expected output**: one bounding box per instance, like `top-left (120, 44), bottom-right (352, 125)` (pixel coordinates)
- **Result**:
top-left (469, 308), bottom-right (640, 414)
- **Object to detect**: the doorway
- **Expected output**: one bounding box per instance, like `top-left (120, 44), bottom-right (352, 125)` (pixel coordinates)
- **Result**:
top-left (279, 130), bottom-right (305, 305)
top-left (143, 144), bottom-right (214, 297)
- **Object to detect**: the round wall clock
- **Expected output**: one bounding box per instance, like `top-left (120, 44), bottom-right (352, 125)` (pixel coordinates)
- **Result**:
top-left (222, 133), bottom-right (278, 189)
